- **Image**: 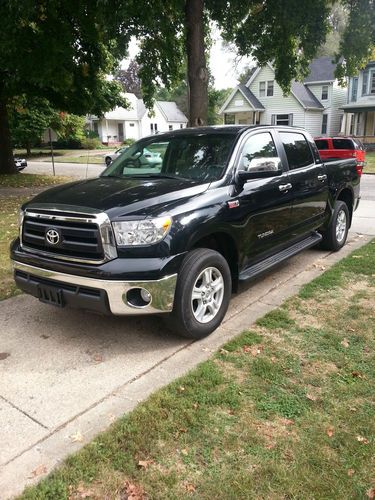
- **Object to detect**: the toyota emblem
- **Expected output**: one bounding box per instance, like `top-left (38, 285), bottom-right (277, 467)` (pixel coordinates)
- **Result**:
top-left (45, 228), bottom-right (60, 246)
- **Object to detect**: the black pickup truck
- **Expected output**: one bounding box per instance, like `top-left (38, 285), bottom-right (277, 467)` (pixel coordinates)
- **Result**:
top-left (11, 126), bottom-right (360, 338)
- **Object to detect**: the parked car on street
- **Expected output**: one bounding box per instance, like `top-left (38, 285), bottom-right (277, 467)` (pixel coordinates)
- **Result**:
top-left (11, 126), bottom-right (361, 339)
top-left (14, 157), bottom-right (27, 171)
top-left (314, 136), bottom-right (366, 175)
top-left (104, 147), bottom-right (128, 166)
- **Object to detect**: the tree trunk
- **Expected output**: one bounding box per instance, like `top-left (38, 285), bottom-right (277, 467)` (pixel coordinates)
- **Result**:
top-left (26, 141), bottom-right (31, 156)
top-left (185, 0), bottom-right (208, 127)
top-left (0, 99), bottom-right (16, 174)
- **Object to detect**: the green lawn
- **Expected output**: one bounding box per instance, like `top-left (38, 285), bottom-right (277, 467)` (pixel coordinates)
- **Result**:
top-left (365, 151), bottom-right (375, 174)
top-left (20, 240), bottom-right (375, 499)
top-left (51, 154), bottom-right (105, 164)
top-left (0, 175), bottom-right (72, 300)
top-left (0, 173), bottom-right (71, 188)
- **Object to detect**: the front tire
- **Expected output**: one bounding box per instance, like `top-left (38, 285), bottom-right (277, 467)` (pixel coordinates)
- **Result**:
top-left (320, 200), bottom-right (349, 251)
top-left (166, 248), bottom-right (232, 339)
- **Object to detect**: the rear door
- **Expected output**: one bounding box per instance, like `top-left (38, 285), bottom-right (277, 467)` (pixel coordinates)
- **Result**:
top-left (228, 130), bottom-right (294, 267)
top-left (277, 130), bottom-right (329, 237)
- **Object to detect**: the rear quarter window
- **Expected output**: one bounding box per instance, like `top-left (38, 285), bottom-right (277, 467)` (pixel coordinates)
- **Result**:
top-left (332, 139), bottom-right (355, 150)
top-left (315, 139), bottom-right (329, 150)
top-left (280, 132), bottom-right (314, 170)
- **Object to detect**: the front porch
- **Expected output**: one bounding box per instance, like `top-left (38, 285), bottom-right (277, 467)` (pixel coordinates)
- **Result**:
top-left (341, 109), bottom-right (375, 146)
top-left (223, 111), bottom-right (262, 125)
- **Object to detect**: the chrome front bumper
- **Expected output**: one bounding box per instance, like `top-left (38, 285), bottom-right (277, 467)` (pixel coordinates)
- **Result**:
top-left (12, 261), bottom-right (177, 315)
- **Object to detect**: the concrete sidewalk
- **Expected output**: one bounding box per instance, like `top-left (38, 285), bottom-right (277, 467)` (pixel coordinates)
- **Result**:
top-left (1, 231), bottom-right (373, 498)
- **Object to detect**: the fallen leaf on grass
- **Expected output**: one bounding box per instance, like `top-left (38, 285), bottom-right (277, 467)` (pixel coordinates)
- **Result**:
top-left (352, 371), bottom-right (364, 379)
top-left (279, 418), bottom-right (294, 426)
top-left (356, 435), bottom-right (369, 444)
top-left (178, 386), bottom-right (185, 393)
top-left (219, 348), bottom-right (229, 355)
top-left (181, 449), bottom-right (189, 456)
top-left (341, 338), bottom-right (349, 348)
top-left (347, 469), bottom-right (355, 477)
top-left (326, 426), bottom-right (335, 438)
top-left (123, 480), bottom-right (146, 500)
top-left (28, 464), bottom-right (47, 478)
top-left (243, 344), bottom-right (264, 356)
top-left (185, 483), bottom-right (196, 493)
top-left (70, 431), bottom-right (84, 443)
top-left (352, 255), bottom-right (363, 259)
top-left (367, 487), bottom-right (375, 499)
top-left (138, 459), bottom-right (154, 469)
top-left (192, 403), bottom-right (199, 410)
top-left (306, 393), bottom-right (317, 402)
top-left (72, 482), bottom-right (95, 499)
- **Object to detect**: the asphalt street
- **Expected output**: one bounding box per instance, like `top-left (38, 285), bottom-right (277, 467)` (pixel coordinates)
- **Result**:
top-left (0, 165), bottom-right (374, 497)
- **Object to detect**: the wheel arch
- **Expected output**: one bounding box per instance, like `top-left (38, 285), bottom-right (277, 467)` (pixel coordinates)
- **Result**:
top-left (336, 187), bottom-right (354, 226)
top-left (188, 231), bottom-right (239, 291)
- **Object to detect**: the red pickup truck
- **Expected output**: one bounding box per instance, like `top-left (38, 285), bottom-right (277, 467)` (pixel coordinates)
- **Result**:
top-left (314, 137), bottom-right (365, 176)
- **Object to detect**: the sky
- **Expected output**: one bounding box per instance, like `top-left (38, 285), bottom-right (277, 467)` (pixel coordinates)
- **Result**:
top-left (123, 28), bottom-right (254, 90)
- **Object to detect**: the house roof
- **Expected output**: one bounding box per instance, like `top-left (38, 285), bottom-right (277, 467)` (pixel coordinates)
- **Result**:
top-left (291, 81), bottom-right (324, 109)
top-left (304, 56), bottom-right (337, 83)
top-left (157, 101), bottom-right (188, 122)
top-left (238, 84), bottom-right (265, 110)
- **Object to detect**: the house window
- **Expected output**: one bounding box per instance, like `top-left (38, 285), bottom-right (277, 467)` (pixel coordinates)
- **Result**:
top-left (321, 85), bottom-right (329, 100)
top-left (169, 125), bottom-right (173, 131)
top-left (154, 123), bottom-right (158, 132)
top-left (272, 114), bottom-right (293, 126)
top-left (93, 122), bottom-right (99, 135)
top-left (180, 124), bottom-right (184, 128)
top-left (235, 99), bottom-right (244, 106)
top-left (280, 132), bottom-right (314, 170)
top-left (371, 71), bottom-right (375, 95)
top-left (321, 114), bottom-right (328, 135)
top-left (224, 113), bottom-right (235, 124)
top-left (351, 77), bottom-right (358, 101)
top-left (129, 123), bottom-right (135, 127)
top-left (259, 81), bottom-right (266, 97)
top-left (150, 123), bottom-right (158, 134)
top-left (267, 81), bottom-right (274, 96)
top-left (362, 71), bottom-right (369, 95)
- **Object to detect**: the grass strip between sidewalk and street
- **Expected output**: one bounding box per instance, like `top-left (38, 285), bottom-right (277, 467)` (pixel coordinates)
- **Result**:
top-left (0, 174), bottom-right (71, 188)
top-left (365, 151), bottom-right (375, 174)
top-left (20, 240), bottom-right (375, 499)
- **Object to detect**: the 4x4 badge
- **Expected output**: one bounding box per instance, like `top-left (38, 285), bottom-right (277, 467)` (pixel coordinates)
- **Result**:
top-left (227, 200), bottom-right (240, 209)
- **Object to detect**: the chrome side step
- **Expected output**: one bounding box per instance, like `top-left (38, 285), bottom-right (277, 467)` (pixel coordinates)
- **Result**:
top-left (239, 232), bottom-right (322, 282)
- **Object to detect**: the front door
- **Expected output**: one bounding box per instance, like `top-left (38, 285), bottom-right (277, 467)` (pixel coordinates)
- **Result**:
top-left (118, 123), bottom-right (124, 142)
top-left (227, 130), bottom-right (294, 270)
top-left (277, 130), bottom-right (329, 237)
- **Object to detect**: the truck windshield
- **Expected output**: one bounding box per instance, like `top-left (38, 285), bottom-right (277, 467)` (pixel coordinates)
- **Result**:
top-left (101, 133), bottom-right (235, 182)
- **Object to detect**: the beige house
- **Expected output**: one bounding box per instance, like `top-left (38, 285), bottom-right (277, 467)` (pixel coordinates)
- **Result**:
top-left (341, 61), bottom-right (375, 145)
top-left (220, 57), bottom-right (347, 138)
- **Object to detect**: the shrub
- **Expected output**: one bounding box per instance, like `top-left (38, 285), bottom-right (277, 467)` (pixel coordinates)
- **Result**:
top-left (122, 138), bottom-right (135, 146)
top-left (81, 137), bottom-right (102, 150)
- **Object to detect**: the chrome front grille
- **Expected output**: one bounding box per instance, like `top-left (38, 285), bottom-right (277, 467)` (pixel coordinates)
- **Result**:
top-left (20, 205), bottom-right (117, 264)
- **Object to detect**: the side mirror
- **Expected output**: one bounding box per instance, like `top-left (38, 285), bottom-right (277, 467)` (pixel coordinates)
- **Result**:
top-left (236, 157), bottom-right (283, 182)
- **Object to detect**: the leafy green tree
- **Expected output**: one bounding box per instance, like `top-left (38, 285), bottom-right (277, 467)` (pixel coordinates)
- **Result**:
top-left (9, 97), bottom-right (56, 155)
top-left (0, 1), bottom-right (131, 174)
top-left (52, 113), bottom-right (86, 147)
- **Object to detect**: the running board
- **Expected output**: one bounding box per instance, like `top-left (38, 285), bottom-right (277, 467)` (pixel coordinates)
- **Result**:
top-left (239, 232), bottom-right (322, 282)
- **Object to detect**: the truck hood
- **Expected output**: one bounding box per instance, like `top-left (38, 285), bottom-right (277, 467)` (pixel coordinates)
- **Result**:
top-left (26, 176), bottom-right (210, 218)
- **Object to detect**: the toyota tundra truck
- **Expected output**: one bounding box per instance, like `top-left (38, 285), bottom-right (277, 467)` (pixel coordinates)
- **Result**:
top-left (11, 126), bottom-right (361, 339)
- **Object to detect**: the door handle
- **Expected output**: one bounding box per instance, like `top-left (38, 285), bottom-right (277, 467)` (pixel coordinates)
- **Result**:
top-left (279, 183), bottom-right (292, 192)
top-left (317, 174), bottom-right (327, 181)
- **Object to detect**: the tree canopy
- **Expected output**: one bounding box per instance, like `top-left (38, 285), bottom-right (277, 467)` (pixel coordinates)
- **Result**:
top-left (1, 0), bottom-right (374, 174)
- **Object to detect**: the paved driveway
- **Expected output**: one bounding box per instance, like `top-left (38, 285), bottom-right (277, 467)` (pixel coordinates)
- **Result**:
top-left (1, 172), bottom-right (374, 497)
top-left (25, 160), bottom-right (105, 179)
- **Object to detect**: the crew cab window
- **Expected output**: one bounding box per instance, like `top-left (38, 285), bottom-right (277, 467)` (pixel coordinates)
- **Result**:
top-left (239, 132), bottom-right (279, 172)
top-left (315, 139), bottom-right (329, 150)
top-left (280, 132), bottom-right (314, 170)
top-left (332, 138), bottom-right (355, 150)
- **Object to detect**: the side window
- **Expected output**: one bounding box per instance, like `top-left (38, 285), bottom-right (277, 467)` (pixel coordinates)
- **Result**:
top-left (280, 132), bottom-right (314, 170)
top-left (314, 139), bottom-right (329, 150)
top-left (332, 138), bottom-right (355, 150)
top-left (239, 132), bottom-right (280, 172)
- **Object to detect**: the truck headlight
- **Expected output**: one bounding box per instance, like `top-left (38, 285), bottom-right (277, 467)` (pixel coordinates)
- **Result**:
top-left (112, 216), bottom-right (172, 246)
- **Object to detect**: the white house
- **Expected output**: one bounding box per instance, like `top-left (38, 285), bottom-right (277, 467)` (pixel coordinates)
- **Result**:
top-left (341, 61), bottom-right (375, 146)
top-left (220, 56), bottom-right (347, 138)
top-left (87, 93), bottom-right (188, 144)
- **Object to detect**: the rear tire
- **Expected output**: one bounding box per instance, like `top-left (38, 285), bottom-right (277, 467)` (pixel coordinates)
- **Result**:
top-left (165, 248), bottom-right (232, 339)
top-left (320, 200), bottom-right (349, 251)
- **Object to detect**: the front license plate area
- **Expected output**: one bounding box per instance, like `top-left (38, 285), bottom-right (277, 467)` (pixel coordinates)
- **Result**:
top-left (37, 285), bottom-right (65, 307)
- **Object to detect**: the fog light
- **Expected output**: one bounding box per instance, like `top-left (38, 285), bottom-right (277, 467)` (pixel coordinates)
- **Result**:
top-left (126, 287), bottom-right (152, 308)
top-left (140, 288), bottom-right (152, 303)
